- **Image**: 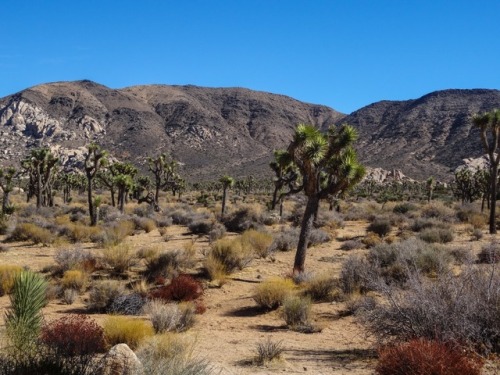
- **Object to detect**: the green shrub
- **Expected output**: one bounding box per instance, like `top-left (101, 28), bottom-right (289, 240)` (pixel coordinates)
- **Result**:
top-left (282, 295), bottom-right (312, 328)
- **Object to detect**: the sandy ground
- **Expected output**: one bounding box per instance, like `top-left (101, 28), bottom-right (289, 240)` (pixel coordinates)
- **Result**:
top-left (0, 218), bottom-right (498, 374)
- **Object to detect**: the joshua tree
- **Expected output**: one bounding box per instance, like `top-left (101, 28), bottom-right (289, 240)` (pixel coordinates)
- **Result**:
top-left (219, 175), bottom-right (234, 219)
top-left (0, 166), bottom-right (17, 215)
top-left (286, 124), bottom-right (365, 274)
top-left (21, 148), bottom-right (59, 208)
top-left (148, 153), bottom-right (180, 205)
top-left (269, 149), bottom-right (299, 216)
top-left (426, 176), bottom-right (435, 203)
top-left (472, 109), bottom-right (500, 234)
top-left (84, 144), bottom-right (107, 226)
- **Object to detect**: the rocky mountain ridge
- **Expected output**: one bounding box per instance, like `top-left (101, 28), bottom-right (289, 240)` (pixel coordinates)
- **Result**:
top-left (0, 81), bottom-right (499, 181)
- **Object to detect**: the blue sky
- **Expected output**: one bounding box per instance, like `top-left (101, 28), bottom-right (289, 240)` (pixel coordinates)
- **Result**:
top-left (1, 1), bottom-right (499, 113)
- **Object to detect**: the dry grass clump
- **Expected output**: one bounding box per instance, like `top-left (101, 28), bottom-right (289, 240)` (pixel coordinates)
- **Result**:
top-left (0, 264), bottom-right (23, 296)
top-left (269, 227), bottom-right (300, 252)
top-left (255, 338), bottom-right (284, 365)
top-left (340, 255), bottom-right (377, 294)
top-left (241, 229), bottom-right (273, 258)
top-left (60, 270), bottom-right (87, 292)
top-left (253, 277), bottom-right (296, 310)
top-left (136, 333), bottom-right (214, 375)
top-left (6, 222), bottom-right (56, 245)
top-left (477, 242), bottom-right (500, 264)
top-left (54, 246), bottom-right (97, 274)
top-left (133, 216), bottom-right (157, 233)
top-left (103, 316), bottom-right (154, 350)
top-left (144, 300), bottom-right (197, 333)
top-left (144, 248), bottom-right (194, 282)
top-left (96, 219), bottom-right (135, 246)
top-left (301, 274), bottom-right (341, 302)
top-left (376, 339), bottom-right (484, 375)
top-left (418, 227), bottom-right (454, 244)
top-left (86, 279), bottom-right (126, 312)
top-left (340, 239), bottom-right (364, 251)
top-left (421, 202), bottom-right (456, 222)
top-left (282, 295), bottom-right (312, 329)
top-left (62, 222), bottom-right (102, 243)
top-left (222, 205), bottom-right (263, 232)
top-left (204, 237), bottom-right (254, 277)
top-left (101, 244), bottom-right (136, 274)
top-left (367, 217), bottom-right (392, 237)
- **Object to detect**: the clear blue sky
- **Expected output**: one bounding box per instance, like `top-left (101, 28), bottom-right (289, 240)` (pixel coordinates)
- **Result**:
top-left (1, 1), bottom-right (499, 113)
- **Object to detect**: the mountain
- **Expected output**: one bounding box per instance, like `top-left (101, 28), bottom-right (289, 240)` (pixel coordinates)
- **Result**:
top-left (340, 89), bottom-right (500, 180)
top-left (0, 81), bottom-right (498, 181)
top-left (0, 80), bottom-right (344, 180)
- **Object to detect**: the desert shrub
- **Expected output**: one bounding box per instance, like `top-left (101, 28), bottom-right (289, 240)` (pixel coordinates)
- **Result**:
top-left (269, 227), bottom-right (300, 252)
top-left (144, 249), bottom-right (193, 282)
top-left (133, 204), bottom-right (155, 218)
top-left (203, 256), bottom-right (227, 283)
top-left (150, 274), bottom-right (203, 302)
top-left (222, 206), bottom-right (262, 232)
top-left (367, 217), bottom-right (392, 237)
top-left (206, 237), bottom-right (254, 274)
top-left (477, 242), bottom-right (500, 264)
top-left (136, 333), bottom-right (214, 375)
top-left (255, 338), bottom-right (284, 365)
top-left (456, 206), bottom-right (487, 229)
top-left (98, 204), bottom-right (122, 223)
top-left (421, 202), bottom-right (455, 222)
top-left (62, 222), bottom-right (102, 243)
top-left (253, 278), bottom-right (296, 310)
top-left (449, 246), bottom-right (474, 265)
top-left (208, 222), bottom-right (226, 243)
top-left (133, 216), bottom-right (156, 233)
top-left (6, 222), bottom-right (55, 245)
top-left (5, 271), bottom-right (47, 352)
top-left (62, 288), bottom-right (78, 305)
top-left (343, 295), bottom-right (377, 316)
top-left (60, 270), bottom-right (87, 292)
top-left (101, 244), bottom-right (136, 274)
top-left (109, 293), bottom-right (147, 315)
top-left (156, 215), bottom-right (173, 228)
top-left (471, 228), bottom-right (483, 241)
top-left (144, 300), bottom-right (196, 333)
top-left (0, 265), bottom-right (23, 296)
top-left (54, 246), bottom-right (96, 273)
top-left (103, 316), bottom-right (154, 350)
top-left (241, 229), bottom-right (273, 258)
top-left (362, 266), bottom-right (500, 354)
top-left (41, 315), bottom-right (106, 356)
top-left (95, 219), bottom-right (135, 246)
top-left (308, 228), bottom-right (332, 246)
top-left (282, 295), bottom-right (311, 328)
top-left (376, 339), bottom-right (483, 375)
top-left (410, 217), bottom-right (442, 232)
top-left (170, 207), bottom-right (201, 225)
top-left (188, 219), bottom-right (213, 235)
top-left (339, 255), bottom-right (378, 294)
top-left (340, 239), bottom-right (364, 251)
top-left (362, 232), bottom-right (383, 248)
top-left (392, 202), bottom-right (416, 215)
top-left (302, 274), bottom-right (341, 302)
top-left (419, 227), bottom-right (454, 243)
top-left (314, 210), bottom-right (345, 229)
top-left (86, 280), bottom-right (125, 312)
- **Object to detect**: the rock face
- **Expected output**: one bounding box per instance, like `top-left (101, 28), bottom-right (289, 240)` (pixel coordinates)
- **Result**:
top-left (340, 89), bottom-right (500, 181)
top-left (0, 80), bottom-right (344, 180)
top-left (99, 343), bottom-right (142, 375)
top-left (0, 82), bottom-right (498, 181)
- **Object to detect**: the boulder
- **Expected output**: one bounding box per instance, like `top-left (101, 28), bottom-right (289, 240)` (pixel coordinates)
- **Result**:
top-left (98, 343), bottom-right (143, 375)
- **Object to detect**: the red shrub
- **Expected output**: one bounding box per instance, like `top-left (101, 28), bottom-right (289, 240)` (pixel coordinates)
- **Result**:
top-left (150, 274), bottom-right (203, 302)
top-left (195, 299), bottom-right (207, 314)
top-left (376, 339), bottom-right (483, 375)
top-left (41, 314), bottom-right (107, 356)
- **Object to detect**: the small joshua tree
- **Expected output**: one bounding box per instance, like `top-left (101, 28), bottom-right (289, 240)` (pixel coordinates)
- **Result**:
top-left (219, 175), bottom-right (234, 219)
top-left (0, 166), bottom-right (17, 215)
top-left (84, 144), bottom-right (107, 226)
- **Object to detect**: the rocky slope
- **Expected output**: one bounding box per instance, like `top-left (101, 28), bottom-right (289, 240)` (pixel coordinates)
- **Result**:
top-left (0, 80), bottom-right (343, 180)
top-left (0, 82), bottom-right (499, 181)
top-left (340, 89), bottom-right (500, 180)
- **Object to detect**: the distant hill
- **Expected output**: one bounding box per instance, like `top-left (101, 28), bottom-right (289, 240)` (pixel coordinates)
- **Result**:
top-left (0, 80), bottom-right (343, 180)
top-left (339, 89), bottom-right (500, 180)
top-left (0, 81), bottom-right (499, 181)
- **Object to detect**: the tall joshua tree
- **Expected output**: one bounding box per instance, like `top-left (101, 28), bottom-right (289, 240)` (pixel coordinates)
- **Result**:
top-left (148, 153), bottom-right (179, 205)
top-left (286, 124), bottom-right (365, 274)
top-left (84, 144), bottom-right (107, 226)
top-left (21, 148), bottom-right (59, 208)
top-left (472, 109), bottom-right (500, 234)
top-left (219, 175), bottom-right (234, 219)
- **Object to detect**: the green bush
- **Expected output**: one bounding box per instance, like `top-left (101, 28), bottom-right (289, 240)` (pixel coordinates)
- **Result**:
top-left (282, 295), bottom-right (311, 328)
top-left (253, 278), bottom-right (296, 310)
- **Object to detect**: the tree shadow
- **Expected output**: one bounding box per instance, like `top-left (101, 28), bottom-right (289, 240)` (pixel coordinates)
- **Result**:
top-left (224, 305), bottom-right (268, 317)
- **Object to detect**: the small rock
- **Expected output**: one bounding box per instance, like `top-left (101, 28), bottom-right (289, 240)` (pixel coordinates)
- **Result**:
top-left (98, 343), bottom-right (143, 375)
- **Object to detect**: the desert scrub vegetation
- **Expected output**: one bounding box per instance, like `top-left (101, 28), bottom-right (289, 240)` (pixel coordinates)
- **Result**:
top-left (6, 222), bottom-right (56, 245)
top-left (367, 216), bottom-right (392, 237)
top-left (150, 274), bottom-right (203, 303)
top-left (53, 246), bottom-right (97, 274)
top-left (144, 300), bottom-right (197, 333)
top-left (301, 273), bottom-right (341, 302)
top-left (253, 277), bottom-right (296, 310)
top-left (103, 315), bottom-right (154, 349)
top-left (240, 228), bottom-right (273, 258)
top-left (362, 266), bottom-right (500, 355)
top-left (41, 314), bottom-right (107, 356)
top-left (143, 247), bottom-right (196, 282)
top-left (60, 269), bottom-right (88, 292)
top-left (375, 339), bottom-right (484, 375)
top-left (101, 243), bottom-right (137, 274)
top-left (477, 241), bottom-right (500, 264)
top-left (282, 295), bottom-right (313, 330)
top-left (255, 338), bottom-right (284, 365)
top-left (0, 265), bottom-right (23, 296)
top-left (86, 279), bottom-right (126, 312)
top-left (204, 236), bottom-right (254, 278)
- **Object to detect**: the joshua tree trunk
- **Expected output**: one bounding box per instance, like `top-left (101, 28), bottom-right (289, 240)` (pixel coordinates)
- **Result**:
top-left (293, 195), bottom-right (319, 275)
top-left (87, 175), bottom-right (96, 226)
top-left (221, 187), bottom-right (228, 219)
top-left (489, 166), bottom-right (498, 234)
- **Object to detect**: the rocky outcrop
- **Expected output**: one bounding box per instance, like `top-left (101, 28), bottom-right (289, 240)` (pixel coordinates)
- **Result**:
top-left (98, 343), bottom-right (143, 375)
top-left (363, 167), bottom-right (413, 183)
